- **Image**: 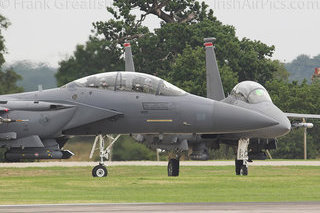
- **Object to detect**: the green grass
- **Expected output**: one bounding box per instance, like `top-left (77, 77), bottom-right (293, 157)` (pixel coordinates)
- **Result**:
top-left (0, 166), bottom-right (320, 204)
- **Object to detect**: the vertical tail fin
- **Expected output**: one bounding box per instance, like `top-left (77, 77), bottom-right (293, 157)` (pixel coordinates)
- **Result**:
top-left (204, 38), bottom-right (225, 101)
top-left (124, 42), bottom-right (135, 72)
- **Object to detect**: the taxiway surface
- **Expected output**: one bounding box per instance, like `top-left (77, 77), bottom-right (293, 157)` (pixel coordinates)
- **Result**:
top-left (0, 202), bottom-right (320, 213)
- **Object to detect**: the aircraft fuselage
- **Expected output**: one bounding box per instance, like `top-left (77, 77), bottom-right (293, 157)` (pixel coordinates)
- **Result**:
top-left (0, 84), bottom-right (277, 141)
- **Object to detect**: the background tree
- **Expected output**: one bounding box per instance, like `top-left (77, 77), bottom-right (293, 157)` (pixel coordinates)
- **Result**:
top-left (56, 38), bottom-right (123, 85)
top-left (170, 45), bottom-right (238, 95)
top-left (266, 79), bottom-right (320, 159)
top-left (56, 0), bottom-right (282, 97)
top-left (5, 60), bottom-right (57, 92)
top-left (0, 14), bottom-right (9, 67)
top-left (286, 54), bottom-right (320, 83)
top-left (111, 136), bottom-right (157, 161)
top-left (0, 14), bottom-right (23, 94)
top-left (0, 68), bottom-right (23, 94)
top-left (271, 60), bottom-right (289, 81)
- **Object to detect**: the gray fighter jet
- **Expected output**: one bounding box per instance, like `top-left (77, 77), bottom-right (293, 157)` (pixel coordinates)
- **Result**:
top-left (0, 38), bottom-right (315, 178)
top-left (0, 43), bottom-right (281, 177)
top-left (124, 39), bottom-right (320, 177)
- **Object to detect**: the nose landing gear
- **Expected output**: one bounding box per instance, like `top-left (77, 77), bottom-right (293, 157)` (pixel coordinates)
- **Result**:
top-left (235, 138), bottom-right (249, 176)
top-left (90, 134), bottom-right (121, 177)
top-left (92, 164), bottom-right (108, 177)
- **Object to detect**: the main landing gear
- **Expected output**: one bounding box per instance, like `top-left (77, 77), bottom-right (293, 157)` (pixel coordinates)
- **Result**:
top-left (168, 158), bottom-right (180, 176)
top-left (90, 134), bottom-right (121, 177)
top-left (235, 138), bottom-right (249, 176)
top-left (168, 152), bottom-right (183, 177)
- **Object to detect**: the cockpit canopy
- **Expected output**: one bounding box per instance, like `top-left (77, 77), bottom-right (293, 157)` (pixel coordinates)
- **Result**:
top-left (230, 81), bottom-right (272, 104)
top-left (65, 71), bottom-right (186, 96)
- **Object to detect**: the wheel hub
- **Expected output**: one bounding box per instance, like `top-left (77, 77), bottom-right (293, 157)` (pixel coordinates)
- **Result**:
top-left (96, 168), bottom-right (105, 177)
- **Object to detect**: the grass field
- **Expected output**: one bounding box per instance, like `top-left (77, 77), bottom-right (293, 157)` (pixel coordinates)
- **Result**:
top-left (0, 166), bottom-right (320, 204)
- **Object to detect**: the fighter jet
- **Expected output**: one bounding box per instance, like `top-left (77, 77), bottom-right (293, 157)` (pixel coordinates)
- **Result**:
top-left (124, 39), bottom-right (320, 177)
top-left (0, 43), bottom-right (279, 177)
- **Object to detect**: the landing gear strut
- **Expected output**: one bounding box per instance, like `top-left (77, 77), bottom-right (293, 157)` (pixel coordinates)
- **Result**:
top-left (90, 134), bottom-right (121, 177)
top-left (235, 138), bottom-right (249, 176)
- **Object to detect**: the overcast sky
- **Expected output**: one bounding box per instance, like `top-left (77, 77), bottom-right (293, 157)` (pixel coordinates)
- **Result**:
top-left (1, 0), bottom-right (320, 67)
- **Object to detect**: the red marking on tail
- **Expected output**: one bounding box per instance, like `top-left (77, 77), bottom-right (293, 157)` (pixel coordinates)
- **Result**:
top-left (204, 42), bottom-right (213, 47)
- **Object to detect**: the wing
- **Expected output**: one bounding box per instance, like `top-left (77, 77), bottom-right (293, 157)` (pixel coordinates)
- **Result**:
top-left (285, 113), bottom-right (320, 119)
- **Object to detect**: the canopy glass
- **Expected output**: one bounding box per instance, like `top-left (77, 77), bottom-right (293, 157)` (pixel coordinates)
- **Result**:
top-left (66, 72), bottom-right (186, 96)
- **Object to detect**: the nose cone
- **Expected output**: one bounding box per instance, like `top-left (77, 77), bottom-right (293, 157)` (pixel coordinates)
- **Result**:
top-left (212, 101), bottom-right (279, 134)
top-left (266, 110), bottom-right (291, 137)
top-left (249, 102), bottom-right (291, 138)
top-left (277, 115), bottom-right (291, 136)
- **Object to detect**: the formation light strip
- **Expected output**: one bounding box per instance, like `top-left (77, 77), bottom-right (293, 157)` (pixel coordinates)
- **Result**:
top-left (147, 119), bottom-right (173, 122)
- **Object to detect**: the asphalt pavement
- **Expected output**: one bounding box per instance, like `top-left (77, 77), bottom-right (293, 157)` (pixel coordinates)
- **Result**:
top-left (1, 202), bottom-right (320, 213)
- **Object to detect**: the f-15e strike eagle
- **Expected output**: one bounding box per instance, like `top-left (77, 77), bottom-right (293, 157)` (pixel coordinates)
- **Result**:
top-left (0, 38), bottom-right (318, 177)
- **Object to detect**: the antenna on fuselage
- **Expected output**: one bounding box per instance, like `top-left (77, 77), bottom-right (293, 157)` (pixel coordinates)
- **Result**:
top-left (124, 42), bottom-right (135, 72)
top-left (204, 37), bottom-right (225, 101)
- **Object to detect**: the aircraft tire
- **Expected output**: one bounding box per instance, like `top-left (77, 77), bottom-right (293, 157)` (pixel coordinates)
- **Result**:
top-left (92, 164), bottom-right (108, 177)
top-left (240, 165), bottom-right (248, 176)
top-left (168, 159), bottom-right (179, 176)
top-left (235, 159), bottom-right (243, 175)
